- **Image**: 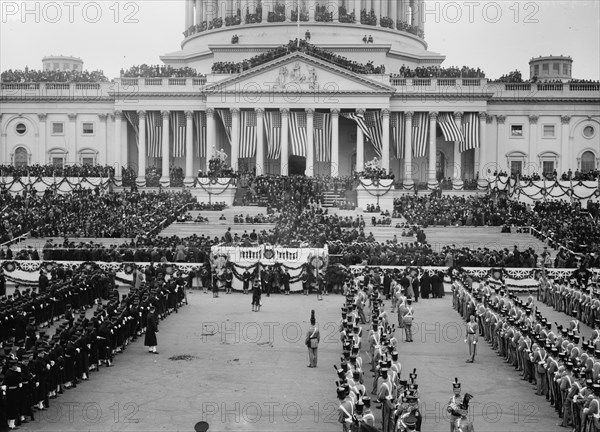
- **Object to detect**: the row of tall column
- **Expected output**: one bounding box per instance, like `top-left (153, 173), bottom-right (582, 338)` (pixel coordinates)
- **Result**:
top-left (225, 107), bottom-right (341, 176)
top-left (185, 0), bottom-right (425, 32)
top-left (113, 108), bottom-right (486, 182)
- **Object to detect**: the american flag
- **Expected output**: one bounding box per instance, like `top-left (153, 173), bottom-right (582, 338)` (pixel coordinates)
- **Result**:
top-left (193, 111), bottom-right (206, 157)
top-left (438, 112), bottom-right (464, 143)
top-left (146, 111), bottom-right (163, 158)
top-left (170, 111), bottom-right (186, 158)
top-left (412, 112), bottom-right (429, 158)
top-left (364, 111), bottom-right (383, 158)
top-left (289, 111), bottom-right (307, 157)
top-left (265, 110), bottom-right (282, 159)
top-left (123, 111), bottom-right (139, 148)
top-left (341, 111), bottom-right (372, 143)
top-left (240, 110), bottom-right (257, 158)
top-left (314, 112), bottom-right (332, 162)
top-left (461, 113), bottom-right (480, 152)
top-left (391, 112), bottom-right (405, 159)
top-left (216, 109), bottom-right (232, 145)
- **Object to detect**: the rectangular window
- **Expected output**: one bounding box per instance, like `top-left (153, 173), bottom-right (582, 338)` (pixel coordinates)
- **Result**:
top-left (53, 63), bottom-right (59, 70)
top-left (542, 64), bottom-right (549, 73)
top-left (52, 122), bottom-right (64, 134)
top-left (82, 157), bottom-right (94, 166)
top-left (543, 125), bottom-right (555, 138)
top-left (553, 63), bottom-right (560, 73)
top-left (82, 122), bottom-right (94, 135)
top-left (52, 157), bottom-right (64, 167)
top-left (534, 65), bottom-right (539, 76)
top-left (543, 161), bottom-right (554, 176)
top-left (510, 125), bottom-right (523, 137)
top-left (511, 161), bottom-right (522, 176)
top-left (563, 64), bottom-right (569, 75)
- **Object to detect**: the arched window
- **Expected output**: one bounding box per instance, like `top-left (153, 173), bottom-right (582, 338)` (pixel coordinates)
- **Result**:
top-left (581, 151), bottom-right (596, 173)
top-left (14, 147), bottom-right (28, 167)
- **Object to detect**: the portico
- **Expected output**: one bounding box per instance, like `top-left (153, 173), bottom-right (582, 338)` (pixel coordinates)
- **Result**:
top-left (110, 52), bottom-right (489, 185)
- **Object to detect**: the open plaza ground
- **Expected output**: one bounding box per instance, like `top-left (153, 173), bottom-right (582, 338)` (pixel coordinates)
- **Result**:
top-left (5, 215), bottom-right (573, 432)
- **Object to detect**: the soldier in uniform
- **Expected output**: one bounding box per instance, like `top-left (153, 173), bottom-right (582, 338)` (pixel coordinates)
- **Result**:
top-left (305, 310), bottom-right (320, 368)
top-left (448, 378), bottom-right (463, 432)
top-left (337, 385), bottom-right (354, 432)
top-left (144, 305), bottom-right (159, 354)
top-left (399, 299), bottom-right (414, 342)
top-left (465, 315), bottom-right (479, 363)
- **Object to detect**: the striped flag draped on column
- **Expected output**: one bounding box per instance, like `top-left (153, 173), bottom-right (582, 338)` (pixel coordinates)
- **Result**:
top-left (265, 110), bottom-right (282, 159)
top-left (341, 111), bottom-right (372, 142)
top-left (313, 112), bottom-right (332, 162)
top-left (170, 111), bottom-right (186, 158)
top-left (240, 110), bottom-right (257, 158)
top-left (438, 112), bottom-right (464, 143)
top-left (193, 111), bottom-right (207, 157)
top-left (391, 112), bottom-right (405, 159)
top-left (146, 111), bottom-right (163, 157)
top-left (289, 111), bottom-right (307, 157)
top-left (411, 112), bottom-right (429, 158)
top-left (364, 111), bottom-right (383, 157)
top-left (123, 111), bottom-right (139, 147)
top-left (461, 113), bottom-right (480, 152)
top-left (216, 109), bottom-right (232, 145)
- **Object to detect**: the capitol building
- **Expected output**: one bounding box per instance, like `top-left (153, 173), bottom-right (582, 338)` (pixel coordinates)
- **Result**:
top-left (1, 0), bottom-right (599, 187)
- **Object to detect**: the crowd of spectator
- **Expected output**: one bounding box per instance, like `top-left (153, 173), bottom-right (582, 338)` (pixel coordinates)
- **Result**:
top-left (494, 168), bottom-right (599, 182)
top-left (0, 164), bottom-right (115, 178)
top-left (120, 65), bottom-right (203, 78)
top-left (1, 68), bottom-right (108, 83)
top-left (506, 200), bottom-right (600, 258)
top-left (393, 65), bottom-right (485, 79)
top-left (393, 195), bottom-right (511, 227)
top-left (211, 39), bottom-right (385, 75)
top-left (0, 190), bottom-right (195, 243)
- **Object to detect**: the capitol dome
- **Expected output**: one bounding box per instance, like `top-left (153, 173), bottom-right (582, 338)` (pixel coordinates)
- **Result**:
top-left (160, 0), bottom-right (445, 73)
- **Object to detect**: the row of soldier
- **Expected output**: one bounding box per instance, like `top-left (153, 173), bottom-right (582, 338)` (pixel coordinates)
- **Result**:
top-left (538, 267), bottom-right (600, 329)
top-left (452, 273), bottom-right (600, 432)
top-left (335, 275), bottom-right (422, 431)
top-left (0, 264), bottom-right (187, 430)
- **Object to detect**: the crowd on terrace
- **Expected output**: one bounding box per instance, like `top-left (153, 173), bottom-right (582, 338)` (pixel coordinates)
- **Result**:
top-left (0, 69), bottom-right (108, 83)
top-left (0, 164), bottom-right (115, 178)
top-left (120, 65), bottom-right (203, 78)
top-left (0, 169), bottom-right (598, 270)
top-left (393, 65), bottom-right (485, 78)
top-left (0, 190), bottom-right (195, 243)
top-left (211, 39), bottom-right (385, 74)
top-left (493, 169), bottom-right (600, 182)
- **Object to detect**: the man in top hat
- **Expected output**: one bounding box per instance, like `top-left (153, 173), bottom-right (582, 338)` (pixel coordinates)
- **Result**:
top-left (305, 310), bottom-right (319, 368)
top-left (448, 378), bottom-right (463, 432)
top-left (144, 304), bottom-right (159, 354)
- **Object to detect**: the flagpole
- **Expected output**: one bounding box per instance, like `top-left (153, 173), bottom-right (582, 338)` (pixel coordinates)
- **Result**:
top-left (297, 0), bottom-right (301, 46)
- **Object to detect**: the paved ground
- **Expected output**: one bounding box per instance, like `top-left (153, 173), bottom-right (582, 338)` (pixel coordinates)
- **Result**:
top-left (14, 287), bottom-right (571, 432)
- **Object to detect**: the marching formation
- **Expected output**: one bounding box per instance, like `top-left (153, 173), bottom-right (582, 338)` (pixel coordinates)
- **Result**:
top-left (334, 273), bottom-right (424, 432)
top-left (453, 272), bottom-right (600, 432)
top-left (0, 264), bottom-right (186, 430)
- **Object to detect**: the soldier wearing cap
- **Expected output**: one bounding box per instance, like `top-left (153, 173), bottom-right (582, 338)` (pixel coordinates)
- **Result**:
top-left (465, 314), bottom-right (479, 363)
top-left (305, 310), bottom-right (319, 368)
top-left (337, 385), bottom-right (354, 432)
top-left (448, 378), bottom-right (463, 432)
